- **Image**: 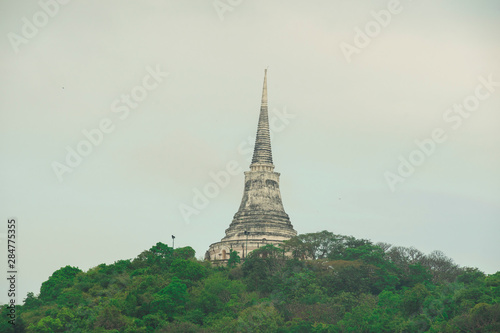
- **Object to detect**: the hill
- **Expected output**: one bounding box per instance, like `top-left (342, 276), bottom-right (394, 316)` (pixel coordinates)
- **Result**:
top-left (2, 231), bottom-right (499, 332)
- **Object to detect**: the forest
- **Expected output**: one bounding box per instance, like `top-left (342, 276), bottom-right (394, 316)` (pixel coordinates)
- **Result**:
top-left (2, 230), bottom-right (499, 332)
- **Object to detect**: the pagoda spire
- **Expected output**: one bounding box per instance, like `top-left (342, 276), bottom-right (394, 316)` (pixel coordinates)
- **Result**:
top-left (250, 69), bottom-right (274, 171)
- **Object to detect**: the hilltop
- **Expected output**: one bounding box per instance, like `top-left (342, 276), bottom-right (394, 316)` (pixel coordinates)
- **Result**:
top-left (2, 231), bottom-right (499, 332)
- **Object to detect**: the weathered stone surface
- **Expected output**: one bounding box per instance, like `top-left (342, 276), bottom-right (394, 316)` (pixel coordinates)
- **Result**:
top-left (251, 73), bottom-right (273, 166)
top-left (206, 70), bottom-right (297, 261)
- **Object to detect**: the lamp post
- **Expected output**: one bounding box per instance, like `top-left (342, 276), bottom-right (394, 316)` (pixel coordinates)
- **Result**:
top-left (244, 231), bottom-right (250, 259)
top-left (171, 235), bottom-right (175, 249)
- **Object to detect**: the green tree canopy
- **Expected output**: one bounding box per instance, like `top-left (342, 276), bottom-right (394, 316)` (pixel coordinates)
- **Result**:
top-left (39, 265), bottom-right (82, 301)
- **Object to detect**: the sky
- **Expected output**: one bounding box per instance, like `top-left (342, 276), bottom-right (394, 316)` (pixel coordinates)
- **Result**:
top-left (1, 0), bottom-right (499, 305)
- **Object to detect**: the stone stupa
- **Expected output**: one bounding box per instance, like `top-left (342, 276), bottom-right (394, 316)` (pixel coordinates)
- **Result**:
top-left (206, 69), bottom-right (297, 261)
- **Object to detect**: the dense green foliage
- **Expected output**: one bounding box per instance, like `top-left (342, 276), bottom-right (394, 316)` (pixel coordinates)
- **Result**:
top-left (3, 231), bottom-right (499, 332)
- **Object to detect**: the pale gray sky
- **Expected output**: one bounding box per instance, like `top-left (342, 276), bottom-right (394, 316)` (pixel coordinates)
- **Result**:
top-left (1, 0), bottom-right (499, 304)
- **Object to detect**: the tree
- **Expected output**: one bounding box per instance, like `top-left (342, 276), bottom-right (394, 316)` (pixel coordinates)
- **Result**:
top-left (282, 237), bottom-right (308, 260)
top-left (340, 242), bottom-right (400, 292)
top-left (142, 313), bottom-right (165, 331)
top-left (93, 305), bottom-right (127, 330)
top-left (315, 261), bottom-right (371, 295)
top-left (133, 242), bottom-right (176, 272)
top-left (39, 266), bottom-right (82, 301)
top-left (55, 307), bottom-right (75, 328)
top-left (375, 242), bottom-right (392, 252)
top-left (237, 303), bottom-right (283, 333)
top-left (402, 283), bottom-right (430, 316)
top-left (242, 245), bottom-right (286, 293)
top-left (227, 249), bottom-right (241, 268)
top-left (171, 258), bottom-right (207, 281)
top-left (28, 317), bottom-right (64, 333)
top-left (173, 246), bottom-right (196, 260)
top-left (150, 242), bottom-right (174, 259)
top-left (23, 292), bottom-right (42, 309)
top-left (56, 288), bottom-right (85, 308)
top-left (422, 250), bottom-right (461, 283)
top-left (298, 230), bottom-right (343, 260)
top-left (444, 303), bottom-right (500, 332)
top-left (194, 272), bottom-right (246, 315)
top-left (386, 246), bottom-right (425, 270)
top-left (277, 270), bottom-right (325, 304)
top-left (151, 277), bottom-right (188, 318)
top-left (485, 271), bottom-right (500, 287)
top-left (0, 305), bottom-right (16, 333)
top-left (337, 294), bottom-right (377, 332)
top-left (457, 267), bottom-right (486, 285)
top-left (405, 263), bottom-right (433, 287)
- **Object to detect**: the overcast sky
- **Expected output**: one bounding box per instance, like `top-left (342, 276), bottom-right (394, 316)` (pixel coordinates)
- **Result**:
top-left (1, 0), bottom-right (499, 304)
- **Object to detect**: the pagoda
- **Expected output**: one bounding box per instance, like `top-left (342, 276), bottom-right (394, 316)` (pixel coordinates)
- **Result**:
top-left (206, 69), bottom-right (297, 261)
